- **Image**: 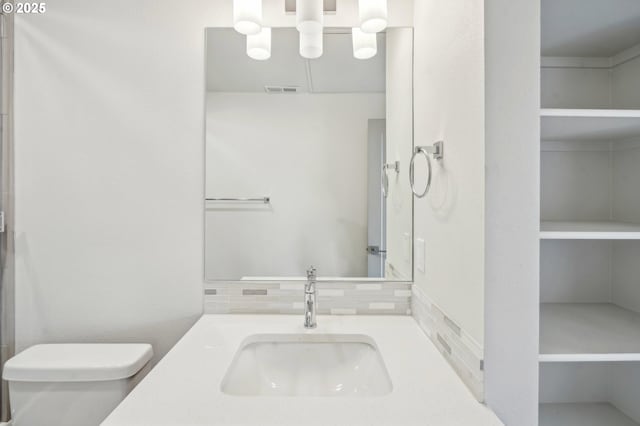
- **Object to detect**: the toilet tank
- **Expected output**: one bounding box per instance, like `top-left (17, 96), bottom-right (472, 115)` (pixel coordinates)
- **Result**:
top-left (2, 344), bottom-right (153, 426)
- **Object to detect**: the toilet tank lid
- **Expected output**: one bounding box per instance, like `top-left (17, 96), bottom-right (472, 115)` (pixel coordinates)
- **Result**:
top-left (2, 344), bottom-right (154, 382)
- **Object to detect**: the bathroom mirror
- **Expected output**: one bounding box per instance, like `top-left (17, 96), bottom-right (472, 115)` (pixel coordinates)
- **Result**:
top-left (205, 27), bottom-right (414, 282)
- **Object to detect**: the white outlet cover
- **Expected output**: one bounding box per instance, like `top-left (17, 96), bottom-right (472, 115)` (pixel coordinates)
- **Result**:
top-left (403, 232), bottom-right (411, 264)
top-left (416, 238), bottom-right (425, 273)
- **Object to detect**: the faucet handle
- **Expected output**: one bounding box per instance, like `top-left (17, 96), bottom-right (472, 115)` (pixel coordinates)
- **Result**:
top-left (306, 266), bottom-right (316, 280)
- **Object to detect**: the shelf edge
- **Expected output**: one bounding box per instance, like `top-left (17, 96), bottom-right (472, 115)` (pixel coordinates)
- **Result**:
top-left (541, 108), bottom-right (640, 118)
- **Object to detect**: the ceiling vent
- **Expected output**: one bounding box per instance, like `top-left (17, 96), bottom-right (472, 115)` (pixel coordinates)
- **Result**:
top-left (285, 0), bottom-right (336, 13)
top-left (264, 86), bottom-right (300, 94)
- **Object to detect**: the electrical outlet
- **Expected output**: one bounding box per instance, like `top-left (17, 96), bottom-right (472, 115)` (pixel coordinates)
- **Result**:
top-left (403, 232), bottom-right (411, 264)
top-left (416, 238), bottom-right (425, 273)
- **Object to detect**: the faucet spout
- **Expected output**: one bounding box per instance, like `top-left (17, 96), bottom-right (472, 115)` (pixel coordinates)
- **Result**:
top-left (304, 266), bottom-right (317, 329)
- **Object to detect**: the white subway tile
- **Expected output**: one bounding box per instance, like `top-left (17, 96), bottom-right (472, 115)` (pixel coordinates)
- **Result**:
top-left (356, 284), bottom-right (383, 290)
top-left (319, 289), bottom-right (344, 297)
top-left (369, 302), bottom-right (395, 310)
top-left (330, 308), bottom-right (357, 315)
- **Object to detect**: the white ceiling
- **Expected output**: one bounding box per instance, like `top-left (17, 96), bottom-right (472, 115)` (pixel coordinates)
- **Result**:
top-left (206, 28), bottom-right (385, 93)
top-left (541, 0), bottom-right (640, 57)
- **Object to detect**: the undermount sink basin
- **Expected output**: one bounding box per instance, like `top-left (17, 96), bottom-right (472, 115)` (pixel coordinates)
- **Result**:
top-left (221, 334), bottom-right (392, 397)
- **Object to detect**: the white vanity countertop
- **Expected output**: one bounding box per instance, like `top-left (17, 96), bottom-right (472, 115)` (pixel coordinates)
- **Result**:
top-left (102, 315), bottom-right (502, 426)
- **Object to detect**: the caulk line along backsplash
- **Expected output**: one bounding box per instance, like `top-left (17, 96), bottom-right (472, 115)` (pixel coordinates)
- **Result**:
top-left (204, 281), bottom-right (412, 315)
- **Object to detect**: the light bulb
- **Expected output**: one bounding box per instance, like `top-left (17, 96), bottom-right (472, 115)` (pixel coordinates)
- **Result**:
top-left (359, 0), bottom-right (387, 33)
top-left (233, 0), bottom-right (262, 35)
top-left (299, 31), bottom-right (323, 59)
top-left (352, 28), bottom-right (377, 59)
top-left (247, 27), bottom-right (271, 60)
top-left (296, 0), bottom-right (323, 34)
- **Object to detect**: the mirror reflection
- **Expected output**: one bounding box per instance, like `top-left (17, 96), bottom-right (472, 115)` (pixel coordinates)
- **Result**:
top-left (205, 27), bottom-right (413, 281)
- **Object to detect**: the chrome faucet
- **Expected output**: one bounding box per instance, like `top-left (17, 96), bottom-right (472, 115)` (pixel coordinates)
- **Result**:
top-left (304, 266), bottom-right (317, 329)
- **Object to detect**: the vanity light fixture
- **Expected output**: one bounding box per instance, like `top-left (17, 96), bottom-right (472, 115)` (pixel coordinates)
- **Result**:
top-left (296, 0), bottom-right (323, 34)
top-left (299, 31), bottom-right (323, 59)
top-left (358, 0), bottom-right (387, 33)
top-left (233, 0), bottom-right (262, 35)
top-left (352, 28), bottom-right (377, 59)
top-left (247, 27), bottom-right (271, 60)
top-left (296, 0), bottom-right (323, 59)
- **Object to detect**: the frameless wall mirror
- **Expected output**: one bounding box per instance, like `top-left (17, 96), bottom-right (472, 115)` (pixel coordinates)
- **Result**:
top-left (205, 27), bottom-right (414, 281)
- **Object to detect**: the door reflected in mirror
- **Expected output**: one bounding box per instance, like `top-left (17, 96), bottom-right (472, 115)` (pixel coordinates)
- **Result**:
top-left (205, 27), bottom-right (413, 281)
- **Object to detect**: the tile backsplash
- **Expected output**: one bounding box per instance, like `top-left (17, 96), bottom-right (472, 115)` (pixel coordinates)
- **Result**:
top-left (204, 281), bottom-right (412, 315)
top-left (411, 285), bottom-right (485, 401)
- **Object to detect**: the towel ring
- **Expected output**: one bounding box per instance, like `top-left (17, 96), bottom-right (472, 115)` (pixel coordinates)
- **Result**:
top-left (382, 161), bottom-right (400, 198)
top-left (410, 141), bottom-right (444, 198)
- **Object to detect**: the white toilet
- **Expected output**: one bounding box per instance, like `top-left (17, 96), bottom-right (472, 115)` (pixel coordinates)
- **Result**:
top-left (2, 343), bottom-right (153, 426)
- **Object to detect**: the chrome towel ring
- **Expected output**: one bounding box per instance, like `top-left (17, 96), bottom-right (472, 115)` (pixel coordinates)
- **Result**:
top-left (410, 141), bottom-right (444, 198)
top-left (382, 161), bottom-right (400, 198)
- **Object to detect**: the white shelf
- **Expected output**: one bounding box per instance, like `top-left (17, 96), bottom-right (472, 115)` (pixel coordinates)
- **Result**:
top-left (540, 221), bottom-right (640, 240)
top-left (540, 403), bottom-right (639, 426)
top-left (541, 109), bottom-right (640, 141)
top-left (540, 303), bottom-right (640, 362)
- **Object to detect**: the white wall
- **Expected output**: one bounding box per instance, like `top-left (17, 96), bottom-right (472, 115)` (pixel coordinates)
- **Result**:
top-left (483, 0), bottom-right (540, 424)
top-left (14, 0), bottom-right (213, 363)
top-left (541, 147), bottom-right (611, 221)
top-left (613, 55), bottom-right (640, 109)
top-left (205, 92), bottom-right (384, 279)
top-left (539, 363), bottom-right (611, 403)
top-left (13, 0), bottom-right (414, 362)
top-left (611, 143), bottom-right (640, 314)
top-left (613, 142), bottom-right (640, 224)
top-left (541, 67), bottom-right (611, 109)
top-left (412, 0), bottom-right (486, 346)
top-left (412, 1), bottom-right (540, 421)
top-left (384, 28), bottom-right (414, 281)
top-left (613, 240), bottom-right (640, 313)
top-left (542, 53), bottom-right (640, 110)
top-left (540, 362), bottom-right (640, 423)
top-left (541, 240), bottom-right (612, 303)
top-left (610, 361), bottom-right (640, 422)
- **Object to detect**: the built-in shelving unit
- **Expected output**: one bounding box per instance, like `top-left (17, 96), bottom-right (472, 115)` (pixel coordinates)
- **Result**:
top-left (541, 109), bottom-right (640, 142)
top-left (540, 221), bottom-right (640, 240)
top-left (539, 0), bottom-right (640, 423)
top-left (540, 303), bottom-right (640, 362)
top-left (540, 403), bottom-right (639, 426)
